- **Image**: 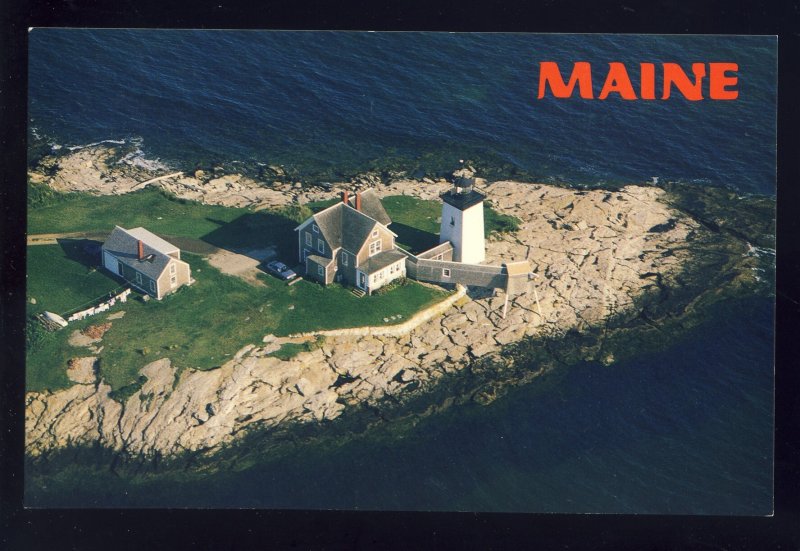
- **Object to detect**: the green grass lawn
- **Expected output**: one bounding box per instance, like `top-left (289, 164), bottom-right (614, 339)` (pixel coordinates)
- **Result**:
top-left (382, 196), bottom-right (443, 252)
top-left (484, 200), bottom-right (522, 235)
top-left (26, 249), bottom-right (448, 393)
top-left (28, 188), bottom-right (240, 237)
top-left (26, 241), bottom-right (122, 318)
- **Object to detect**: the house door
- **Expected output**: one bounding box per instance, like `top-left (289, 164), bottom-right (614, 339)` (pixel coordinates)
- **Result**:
top-left (358, 271), bottom-right (366, 289)
top-left (117, 261), bottom-right (124, 276)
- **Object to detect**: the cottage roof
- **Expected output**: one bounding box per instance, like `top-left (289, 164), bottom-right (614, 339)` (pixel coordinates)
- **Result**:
top-left (298, 191), bottom-right (396, 256)
top-left (102, 226), bottom-right (176, 281)
top-left (312, 203), bottom-right (343, 249)
top-left (341, 207), bottom-right (378, 253)
top-left (416, 242), bottom-right (454, 260)
top-left (126, 227), bottom-right (179, 255)
top-left (348, 189), bottom-right (392, 226)
top-left (306, 254), bottom-right (335, 267)
top-left (361, 249), bottom-right (407, 275)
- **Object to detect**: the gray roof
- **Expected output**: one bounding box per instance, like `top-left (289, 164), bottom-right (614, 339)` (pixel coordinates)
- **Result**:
top-left (341, 207), bottom-right (378, 253)
top-left (361, 250), bottom-right (407, 274)
top-left (312, 204), bottom-right (343, 251)
top-left (102, 226), bottom-right (176, 281)
top-left (348, 189), bottom-right (392, 226)
top-left (126, 227), bottom-right (179, 255)
top-left (302, 194), bottom-right (395, 256)
top-left (306, 254), bottom-right (334, 267)
top-left (408, 257), bottom-right (506, 288)
top-left (416, 241), bottom-right (454, 259)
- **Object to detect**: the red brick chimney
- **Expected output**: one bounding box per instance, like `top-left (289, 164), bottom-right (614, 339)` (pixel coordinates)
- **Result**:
top-left (355, 192), bottom-right (362, 211)
top-left (342, 190), bottom-right (349, 205)
top-left (137, 240), bottom-right (144, 260)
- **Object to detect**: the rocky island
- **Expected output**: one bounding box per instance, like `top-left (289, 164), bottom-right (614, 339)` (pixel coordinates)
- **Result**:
top-left (24, 145), bottom-right (775, 472)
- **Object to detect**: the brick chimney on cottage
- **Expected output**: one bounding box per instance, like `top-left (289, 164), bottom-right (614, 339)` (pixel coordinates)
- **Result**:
top-left (355, 192), bottom-right (362, 211)
top-left (342, 190), bottom-right (349, 205)
top-left (137, 240), bottom-right (144, 260)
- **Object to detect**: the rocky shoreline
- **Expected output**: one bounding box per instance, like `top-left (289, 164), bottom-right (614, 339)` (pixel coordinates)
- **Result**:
top-left (25, 146), bottom-right (774, 468)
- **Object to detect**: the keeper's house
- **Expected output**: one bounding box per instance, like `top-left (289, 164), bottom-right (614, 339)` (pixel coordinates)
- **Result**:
top-left (101, 226), bottom-right (192, 299)
top-left (295, 189), bottom-right (407, 295)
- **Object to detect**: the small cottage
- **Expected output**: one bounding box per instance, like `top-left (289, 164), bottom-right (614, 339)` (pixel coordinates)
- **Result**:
top-left (101, 226), bottom-right (192, 299)
top-left (295, 189), bottom-right (407, 295)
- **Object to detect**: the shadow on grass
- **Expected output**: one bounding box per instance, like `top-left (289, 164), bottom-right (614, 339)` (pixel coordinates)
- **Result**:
top-left (201, 212), bottom-right (298, 261)
top-left (390, 222), bottom-right (439, 254)
top-left (56, 238), bottom-right (103, 269)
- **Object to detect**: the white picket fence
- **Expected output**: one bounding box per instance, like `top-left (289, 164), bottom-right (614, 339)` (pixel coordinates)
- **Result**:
top-left (66, 288), bottom-right (132, 323)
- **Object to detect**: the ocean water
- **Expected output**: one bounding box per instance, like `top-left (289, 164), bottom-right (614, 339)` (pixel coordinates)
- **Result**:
top-left (29, 31), bottom-right (777, 194)
top-left (26, 31), bottom-right (776, 512)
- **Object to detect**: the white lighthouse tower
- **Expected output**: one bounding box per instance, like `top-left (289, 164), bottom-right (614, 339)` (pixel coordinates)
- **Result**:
top-left (439, 174), bottom-right (486, 264)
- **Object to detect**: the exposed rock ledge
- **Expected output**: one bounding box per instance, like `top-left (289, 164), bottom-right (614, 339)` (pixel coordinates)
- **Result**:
top-left (25, 147), bottom-right (745, 460)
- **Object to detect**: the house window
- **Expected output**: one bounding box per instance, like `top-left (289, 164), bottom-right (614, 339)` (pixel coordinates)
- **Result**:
top-left (170, 263), bottom-right (176, 274)
top-left (435, 254), bottom-right (443, 261)
top-left (318, 239), bottom-right (325, 254)
top-left (450, 216), bottom-right (455, 226)
top-left (368, 240), bottom-right (381, 256)
top-left (135, 272), bottom-right (143, 285)
top-left (149, 280), bottom-right (156, 292)
top-left (371, 229), bottom-right (379, 238)
top-left (312, 224), bottom-right (319, 233)
top-left (305, 232), bottom-right (312, 246)
top-left (443, 268), bottom-right (451, 278)
top-left (341, 252), bottom-right (348, 266)
top-left (170, 275), bottom-right (177, 287)
top-left (318, 265), bottom-right (324, 277)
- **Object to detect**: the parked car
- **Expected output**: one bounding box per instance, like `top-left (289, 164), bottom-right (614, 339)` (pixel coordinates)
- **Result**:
top-left (265, 260), bottom-right (297, 281)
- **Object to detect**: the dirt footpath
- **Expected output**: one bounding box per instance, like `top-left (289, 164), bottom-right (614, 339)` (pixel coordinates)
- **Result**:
top-left (206, 247), bottom-right (278, 286)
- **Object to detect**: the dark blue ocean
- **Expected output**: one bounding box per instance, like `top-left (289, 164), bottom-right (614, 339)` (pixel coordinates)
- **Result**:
top-left (29, 31), bottom-right (776, 193)
top-left (26, 31), bottom-right (776, 513)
